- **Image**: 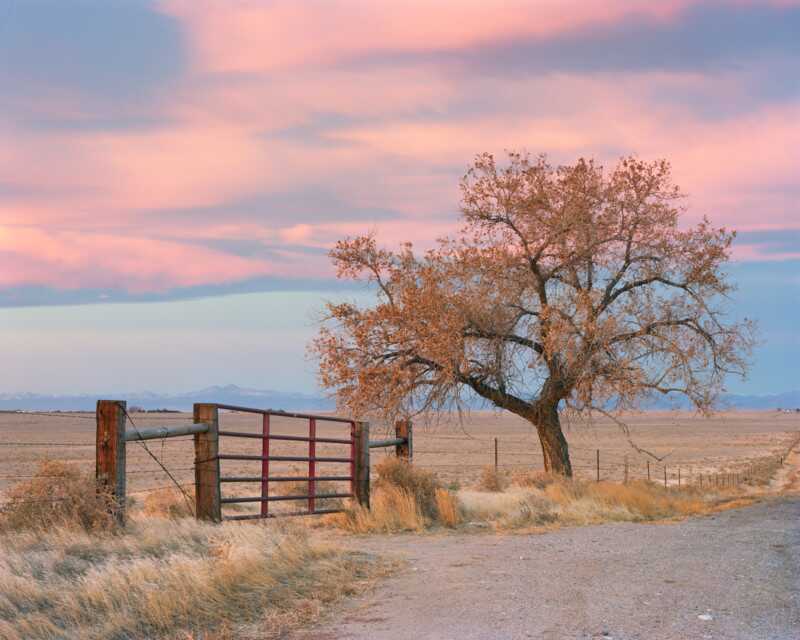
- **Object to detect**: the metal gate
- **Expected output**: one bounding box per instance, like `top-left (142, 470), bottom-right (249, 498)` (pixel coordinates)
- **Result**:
top-left (214, 404), bottom-right (356, 521)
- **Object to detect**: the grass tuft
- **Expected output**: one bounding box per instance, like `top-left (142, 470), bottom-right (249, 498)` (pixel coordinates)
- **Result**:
top-left (326, 458), bottom-right (460, 533)
top-left (477, 465), bottom-right (507, 492)
top-left (0, 461), bottom-right (115, 533)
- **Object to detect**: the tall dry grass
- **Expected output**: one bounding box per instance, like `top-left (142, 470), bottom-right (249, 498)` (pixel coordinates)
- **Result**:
top-left (0, 464), bottom-right (389, 640)
top-left (460, 476), bottom-right (722, 530)
top-left (0, 460), bottom-right (115, 533)
top-left (327, 458), bottom-right (462, 532)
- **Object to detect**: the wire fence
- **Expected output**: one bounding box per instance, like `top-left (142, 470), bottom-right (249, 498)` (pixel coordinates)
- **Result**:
top-left (1, 411), bottom-right (798, 512)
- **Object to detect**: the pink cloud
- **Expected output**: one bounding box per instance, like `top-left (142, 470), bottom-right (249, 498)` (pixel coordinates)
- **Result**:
top-left (160, 0), bottom-right (687, 74)
top-left (2, 1), bottom-right (798, 297)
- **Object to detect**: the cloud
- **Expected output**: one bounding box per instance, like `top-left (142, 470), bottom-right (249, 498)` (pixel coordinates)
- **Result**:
top-left (0, 0), bottom-right (798, 305)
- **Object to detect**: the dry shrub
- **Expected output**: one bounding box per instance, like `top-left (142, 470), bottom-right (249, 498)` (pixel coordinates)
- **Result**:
top-left (373, 457), bottom-right (441, 519)
top-left (0, 461), bottom-right (115, 533)
top-left (477, 465), bottom-right (507, 492)
top-left (0, 518), bottom-right (388, 640)
top-left (511, 469), bottom-right (558, 490)
top-left (141, 486), bottom-right (195, 519)
top-left (332, 485), bottom-right (425, 533)
top-left (327, 458), bottom-right (460, 532)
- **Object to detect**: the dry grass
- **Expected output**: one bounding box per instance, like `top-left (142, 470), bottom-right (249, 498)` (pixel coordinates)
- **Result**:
top-left (141, 486), bottom-right (196, 519)
top-left (326, 458), bottom-right (461, 533)
top-left (0, 465), bottom-right (390, 640)
top-left (272, 465), bottom-right (347, 511)
top-left (434, 488), bottom-right (462, 528)
top-left (477, 465), bottom-right (507, 492)
top-left (0, 461), bottom-right (115, 533)
top-left (511, 469), bottom-right (558, 490)
top-left (460, 477), bottom-right (718, 530)
top-left (0, 517), bottom-right (388, 640)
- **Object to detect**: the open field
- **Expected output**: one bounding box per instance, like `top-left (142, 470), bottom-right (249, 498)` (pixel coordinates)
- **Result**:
top-left (1, 409), bottom-right (798, 515)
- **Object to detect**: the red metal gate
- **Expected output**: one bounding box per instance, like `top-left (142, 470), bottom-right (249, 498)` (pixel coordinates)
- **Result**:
top-left (214, 404), bottom-right (355, 521)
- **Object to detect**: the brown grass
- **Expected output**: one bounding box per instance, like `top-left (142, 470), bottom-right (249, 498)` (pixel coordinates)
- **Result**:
top-left (511, 469), bottom-right (558, 490)
top-left (0, 465), bottom-right (391, 639)
top-left (326, 458), bottom-right (461, 533)
top-left (0, 461), bottom-right (115, 533)
top-left (141, 486), bottom-right (196, 519)
top-left (477, 465), bottom-right (507, 492)
top-left (434, 488), bottom-right (462, 528)
top-left (0, 517), bottom-right (389, 640)
top-left (458, 477), bottom-right (721, 530)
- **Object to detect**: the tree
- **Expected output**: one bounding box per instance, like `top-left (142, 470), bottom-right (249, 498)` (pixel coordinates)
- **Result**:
top-left (312, 153), bottom-right (755, 475)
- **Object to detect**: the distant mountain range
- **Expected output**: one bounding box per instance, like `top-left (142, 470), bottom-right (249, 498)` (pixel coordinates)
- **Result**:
top-left (0, 385), bottom-right (333, 412)
top-left (0, 385), bottom-right (798, 412)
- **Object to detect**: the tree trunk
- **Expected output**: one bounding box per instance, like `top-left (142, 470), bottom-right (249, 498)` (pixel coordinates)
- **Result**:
top-left (532, 401), bottom-right (572, 477)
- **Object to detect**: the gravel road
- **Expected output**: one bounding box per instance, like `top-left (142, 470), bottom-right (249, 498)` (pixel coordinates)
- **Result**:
top-left (294, 497), bottom-right (799, 640)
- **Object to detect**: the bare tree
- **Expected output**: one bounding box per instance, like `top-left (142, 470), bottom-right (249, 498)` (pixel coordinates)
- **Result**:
top-left (312, 154), bottom-right (755, 475)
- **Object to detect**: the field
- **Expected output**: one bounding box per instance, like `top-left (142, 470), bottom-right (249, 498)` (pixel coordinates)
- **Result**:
top-left (2, 409), bottom-right (798, 511)
top-left (1, 408), bottom-right (798, 639)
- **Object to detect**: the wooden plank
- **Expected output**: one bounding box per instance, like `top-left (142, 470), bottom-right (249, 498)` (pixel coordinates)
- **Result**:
top-left (194, 404), bottom-right (221, 522)
top-left (96, 399), bottom-right (127, 526)
top-left (354, 421), bottom-right (370, 507)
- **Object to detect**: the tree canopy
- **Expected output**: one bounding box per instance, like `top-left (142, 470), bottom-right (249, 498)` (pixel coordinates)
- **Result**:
top-left (312, 153), bottom-right (755, 474)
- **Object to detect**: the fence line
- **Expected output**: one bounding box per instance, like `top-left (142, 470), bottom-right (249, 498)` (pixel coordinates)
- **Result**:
top-left (2, 410), bottom-right (798, 515)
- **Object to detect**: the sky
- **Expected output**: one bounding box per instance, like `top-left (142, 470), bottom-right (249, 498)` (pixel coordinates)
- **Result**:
top-left (0, 0), bottom-right (798, 396)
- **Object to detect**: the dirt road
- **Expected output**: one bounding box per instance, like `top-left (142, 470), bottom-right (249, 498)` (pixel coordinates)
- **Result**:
top-left (295, 498), bottom-right (799, 640)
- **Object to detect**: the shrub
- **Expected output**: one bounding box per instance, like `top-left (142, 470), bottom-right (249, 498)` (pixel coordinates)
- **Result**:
top-left (0, 461), bottom-right (115, 533)
top-left (477, 465), bottom-right (507, 492)
top-left (373, 457), bottom-right (441, 519)
top-left (326, 458), bottom-right (459, 532)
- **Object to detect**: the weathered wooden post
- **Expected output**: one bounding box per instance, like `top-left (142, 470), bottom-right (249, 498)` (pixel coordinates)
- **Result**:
top-left (624, 455), bottom-right (629, 484)
top-left (194, 403), bottom-right (221, 522)
top-left (353, 421), bottom-right (370, 507)
top-left (96, 399), bottom-right (127, 525)
top-left (395, 419), bottom-right (412, 461)
top-left (596, 449), bottom-right (600, 482)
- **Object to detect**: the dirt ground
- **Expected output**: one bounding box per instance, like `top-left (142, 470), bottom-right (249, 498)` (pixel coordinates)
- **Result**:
top-left (292, 445), bottom-right (800, 640)
top-left (293, 495), bottom-right (800, 640)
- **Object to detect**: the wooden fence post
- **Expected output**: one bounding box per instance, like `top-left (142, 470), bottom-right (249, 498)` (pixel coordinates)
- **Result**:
top-left (624, 455), bottom-right (629, 484)
top-left (596, 449), bottom-right (600, 482)
top-left (354, 421), bottom-right (370, 508)
top-left (194, 403), bottom-right (221, 522)
top-left (647, 460), bottom-right (651, 481)
top-left (96, 399), bottom-right (127, 526)
top-left (395, 419), bottom-right (412, 461)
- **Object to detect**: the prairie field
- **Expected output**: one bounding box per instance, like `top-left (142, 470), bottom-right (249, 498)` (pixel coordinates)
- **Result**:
top-left (0, 409), bottom-right (798, 639)
top-left (1, 409), bottom-right (798, 510)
